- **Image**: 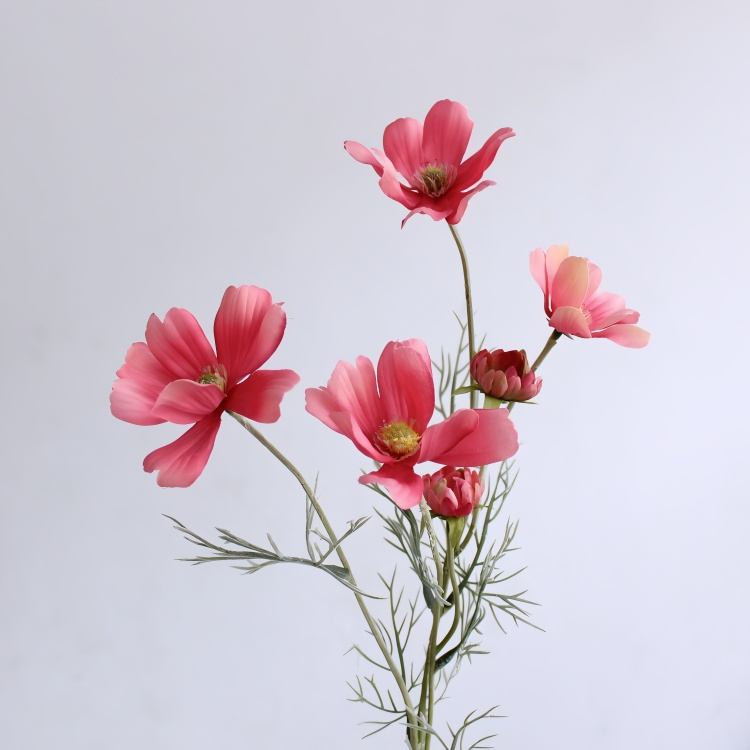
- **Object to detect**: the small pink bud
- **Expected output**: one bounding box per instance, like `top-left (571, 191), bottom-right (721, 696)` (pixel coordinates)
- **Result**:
top-left (423, 467), bottom-right (485, 518)
top-left (470, 349), bottom-right (542, 402)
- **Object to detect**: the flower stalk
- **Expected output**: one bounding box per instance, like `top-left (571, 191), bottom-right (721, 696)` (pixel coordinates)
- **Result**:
top-left (448, 223), bottom-right (478, 410)
top-left (531, 329), bottom-right (563, 372)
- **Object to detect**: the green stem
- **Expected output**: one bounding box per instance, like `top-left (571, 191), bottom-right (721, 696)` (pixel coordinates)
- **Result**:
top-left (419, 590), bottom-right (444, 750)
top-left (416, 505), bottom-right (450, 750)
top-left (531, 329), bottom-right (563, 372)
top-left (435, 530), bottom-right (461, 655)
top-left (456, 504), bottom-right (479, 555)
top-left (448, 223), bottom-right (477, 410)
top-left (229, 413), bottom-right (419, 748)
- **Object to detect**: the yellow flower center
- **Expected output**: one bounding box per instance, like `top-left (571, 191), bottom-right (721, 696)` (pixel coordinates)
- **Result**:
top-left (375, 421), bottom-right (421, 459)
top-left (197, 364), bottom-right (227, 392)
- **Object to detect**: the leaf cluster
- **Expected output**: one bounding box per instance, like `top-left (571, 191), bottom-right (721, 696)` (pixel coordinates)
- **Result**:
top-left (165, 489), bottom-right (376, 598)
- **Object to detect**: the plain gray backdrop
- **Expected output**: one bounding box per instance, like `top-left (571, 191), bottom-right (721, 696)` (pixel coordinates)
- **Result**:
top-left (2, 1), bottom-right (748, 748)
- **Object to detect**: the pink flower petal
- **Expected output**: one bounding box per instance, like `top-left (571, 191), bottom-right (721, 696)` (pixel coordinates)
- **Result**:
top-left (305, 357), bottom-right (389, 462)
top-left (402, 337), bottom-right (431, 370)
top-left (145, 309), bottom-right (217, 379)
top-left (401, 204), bottom-right (453, 226)
top-left (383, 116), bottom-right (424, 182)
top-left (329, 410), bottom-right (390, 462)
top-left (214, 285), bottom-right (286, 386)
top-left (345, 142), bottom-right (419, 209)
top-left (585, 262), bottom-right (603, 299)
top-left (592, 324), bottom-right (651, 348)
top-left (421, 100), bottom-right (473, 168)
top-left (225, 368), bottom-right (300, 423)
top-left (545, 244), bottom-right (571, 284)
top-left (359, 463), bottom-right (424, 510)
top-left (551, 256), bottom-right (589, 309)
top-left (530, 245), bottom-right (572, 318)
top-left (429, 408), bottom-right (518, 466)
top-left (143, 411), bottom-right (222, 487)
top-left (419, 410), bottom-right (479, 464)
top-left (344, 140), bottom-right (386, 177)
top-left (151, 379), bottom-right (226, 425)
top-left (548, 306), bottom-right (592, 337)
top-left (110, 342), bottom-right (173, 425)
top-left (453, 127), bottom-right (515, 192)
top-left (529, 248), bottom-right (549, 295)
top-left (326, 355), bottom-right (383, 435)
top-left (446, 180), bottom-right (495, 225)
top-left (377, 341), bottom-right (434, 432)
top-left (304, 386), bottom-right (345, 434)
top-left (584, 291), bottom-right (628, 328)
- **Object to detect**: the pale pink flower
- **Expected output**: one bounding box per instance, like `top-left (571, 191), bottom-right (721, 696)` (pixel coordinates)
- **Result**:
top-left (529, 244), bottom-right (650, 348)
top-left (305, 340), bottom-right (518, 510)
top-left (345, 100), bottom-right (514, 226)
top-left (111, 285), bottom-right (300, 487)
top-left (471, 349), bottom-right (542, 402)
top-left (423, 467), bottom-right (484, 518)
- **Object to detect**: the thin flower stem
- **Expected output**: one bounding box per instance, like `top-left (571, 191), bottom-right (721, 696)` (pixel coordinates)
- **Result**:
top-left (456, 504), bottom-right (479, 555)
top-left (448, 223), bottom-right (478, 410)
top-left (531, 329), bottom-right (563, 372)
top-left (228, 412), bottom-right (420, 748)
top-left (448, 322), bottom-right (467, 417)
top-left (419, 589), bottom-right (444, 750)
top-left (425, 532), bottom-right (457, 750)
top-left (508, 330), bottom-right (563, 414)
top-left (435, 528), bottom-right (461, 655)
top-left (416, 507), bottom-right (448, 748)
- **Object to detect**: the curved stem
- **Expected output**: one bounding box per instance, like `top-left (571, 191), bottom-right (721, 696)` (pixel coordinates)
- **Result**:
top-left (456, 504), bottom-right (479, 555)
top-left (448, 223), bottom-right (477, 410)
top-left (435, 532), bottom-right (461, 654)
top-left (228, 413), bottom-right (419, 747)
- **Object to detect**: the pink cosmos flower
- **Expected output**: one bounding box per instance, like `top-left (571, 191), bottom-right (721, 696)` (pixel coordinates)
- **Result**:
top-left (423, 467), bottom-right (484, 518)
top-left (111, 285), bottom-right (300, 488)
top-left (345, 99), bottom-right (515, 226)
top-left (529, 244), bottom-right (650, 348)
top-left (471, 349), bottom-right (542, 403)
top-left (304, 340), bottom-right (518, 510)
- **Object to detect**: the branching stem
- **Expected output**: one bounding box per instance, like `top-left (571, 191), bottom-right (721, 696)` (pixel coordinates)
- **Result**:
top-left (228, 413), bottom-right (420, 747)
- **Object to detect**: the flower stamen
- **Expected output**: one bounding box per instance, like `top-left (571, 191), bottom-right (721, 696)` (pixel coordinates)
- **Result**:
top-left (197, 364), bottom-right (227, 392)
top-left (375, 420), bottom-right (421, 459)
top-left (415, 162), bottom-right (457, 198)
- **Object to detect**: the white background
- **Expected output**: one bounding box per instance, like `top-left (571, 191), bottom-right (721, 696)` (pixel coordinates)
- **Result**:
top-left (2, 2), bottom-right (749, 748)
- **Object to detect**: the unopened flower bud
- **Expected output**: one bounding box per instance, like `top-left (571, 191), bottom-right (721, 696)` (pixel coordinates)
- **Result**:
top-left (423, 467), bottom-right (484, 518)
top-left (470, 349), bottom-right (542, 403)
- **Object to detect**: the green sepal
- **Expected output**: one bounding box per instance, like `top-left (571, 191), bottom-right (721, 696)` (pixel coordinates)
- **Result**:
top-left (482, 394), bottom-right (504, 409)
top-left (446, 515), bottom-right (466, 548)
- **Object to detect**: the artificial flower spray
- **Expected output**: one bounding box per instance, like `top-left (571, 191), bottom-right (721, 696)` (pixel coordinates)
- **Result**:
top-left (112, 99), bottom-right (648, 749)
